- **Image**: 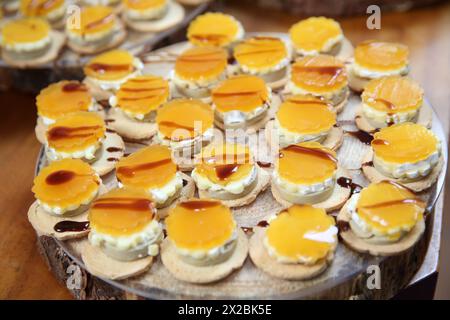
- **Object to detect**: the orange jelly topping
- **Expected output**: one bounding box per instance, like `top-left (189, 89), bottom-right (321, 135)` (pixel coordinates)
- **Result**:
top-left (89, 188), bottom-right (156, 236)
top-left (123, 0), bottom-right (166, 10)
top-left (371, 123), bottom-right (438, 164)
top-left (277, 141), bottom-right (337, 184)
top-left (187, 13), bottom-right (241, 47)
top-left (212, 75), bottom-right (269, 113)
top-left (234, 36), bottom-right (287, 70)
top-left (174, 46), bottom-right (227, 80)
top-left (46, 112), bottom-right (106, 152)
top-left (156, 99), bottom-right (214, 141)
top-left (276, 95), bottom-right (336, 134)
top-left (36, 80), bottom-right (92, 120)
top-left (166, 199), bottom-right (235, 250)
top-left (195, 143), bottom-right (253, 185)
top-left (354, 40), bottom-right (409, 71)
top-left (1, 18), bottom-right (50, 45)
top-left (289, 17), bottom-right (342, 52)
top-left (20, 0), bottom-right (64, 17)
top-left (32, 158), bottom-right (100, 207)
top-left (291, 55), bottom-right (347, 93)
top-left (266, 204), bottom-right (336, 261)
top-left (116, 145), bottom-right (177, 189)
top-left (84, 49), bottom-right (135, 81)
top-left (356, 181), bottom-right (424, 236)
top-left (362, 76), bottom-right (423, 113)
top-left (115, 75), bottom-right (169, 115)
top-left (67, 5), bottom-right (116, 36)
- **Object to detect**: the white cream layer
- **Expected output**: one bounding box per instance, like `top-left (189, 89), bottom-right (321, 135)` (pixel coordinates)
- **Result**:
top-left (274, 117), bottom-right (331, 147)
top-left (272, 168), bottom-right (336, 197)
top-left (0, 33), bottom-right (51, 52)
top-left (362, 100), bottom-right (421, 127)
top-left (156, 126), bottom-right (214, 151)
top-left (287, 81), bottom-right (347, 105)
top-left (46, 136), bottom-right (104, 161)
top-left (352, 61), bottom-right (409, 79)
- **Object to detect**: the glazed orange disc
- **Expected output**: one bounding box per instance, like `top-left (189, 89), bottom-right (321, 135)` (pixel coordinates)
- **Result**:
top-left (84, 49), bottom-right (136, 81)
top-left (166, 199), bottom-right (236, 250)
top-left (1, 18), bottom-right (50, 45)
top-left (67, 5), bottom-right (116, 36)
top-left (115, 75), bottom-right (169, 115)
top-left (277, 141), bottom-right (337, 185)
top-left (32, 158), bottom-right (100, 208)
top-left (276, 95), bottom-right (336, 134)
top-left (195, 143), bottom-right (253, 185)
top-left (187, 12), bottom-right (242, 47)
top-left (371, 123), bottom-right (439, 164)
top-left (89, 188), bottom-right (156, 237)
top-left (234, 36), bottom-right (287, 71)
top-left (20, 0), bottom-right (65, 17)
top-left (266, 204), bottom-right (336, 262)
top-left (289, 17), bottom-right (342, 52)
top-left (354, 40), bottom-right (409, 72)
top-left (212, 75), bottom-right (269, 113)
top-left (362, 76), bottom-right (423, 113)
top-left (123, 0), bottom-right (166, 10)
top-left (46, 112), bottom-right (106, 153)
top-left (174, 46), bottom-right (227, 81)
top-left (37, 81), bottom-right (93, 120)
top-left (156, 99), bottom-right (214, 141)
top-left (116, 145), bottom-right (177, 190)
top-left (291, 55), bottom-right (347, 93)
top-left (356, 181), bottom-right (424, 238)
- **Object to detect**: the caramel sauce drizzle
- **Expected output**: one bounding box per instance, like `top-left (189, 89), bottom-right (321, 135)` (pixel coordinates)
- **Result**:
top-left (179, 200), bottom-right (221, 211)
top-left (372, 139), bottom-right (390, 146)
top-left (62, 82), bottom-right (88, 92)
top-left (87, 63), bottom-right (132, 73)
top-left (280, 145), bottom-right (337, 164)
top-left (106, 147), bottom-right (123, 152)
top-left (45, 170), bottom-right (93, 185)
top-left (54, 220), bottom-right (90, 233)
top-left (336, 177), bottom-right (362, 194)
top-left (345, 130), bottom-right (374, 145)
top-left (93, 197), bottom-right (154, 212)
top-left (116, 158), bottom-right (172, 177)
top-left (215, 164), bottom-right (240, 180)
top-left (47, 125), bottom-right (102, 141)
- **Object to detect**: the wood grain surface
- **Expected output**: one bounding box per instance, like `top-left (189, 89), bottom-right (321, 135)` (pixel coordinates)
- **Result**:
top-left (0, 0), bottom-right (449, 299)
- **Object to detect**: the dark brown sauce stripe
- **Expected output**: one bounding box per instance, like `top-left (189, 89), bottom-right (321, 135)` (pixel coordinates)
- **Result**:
top-left (54, 220), bottom-right (90, 233)
top-left (337, 177), bottom-right (363, 194)
top-left (179, 201), bottom-right (221, 210)
top-left (215, 164), bottom-right (240, 180)
top-left (47, 125), bottom-right (102, 140)
top-left (345, 130), bottom-right (374, 145)
top-left (106, 147), bottom-right (123, 152)
top-left (87, 63), bottom-right (132, 73)
top-left (116, 158), bottom-right (172, 177)
top-left (46, 170), bottom-right (75, 185)
top-left (62, 82), bottom-right (88, 92)
top-left (93, 198), bottom-right (153, 212)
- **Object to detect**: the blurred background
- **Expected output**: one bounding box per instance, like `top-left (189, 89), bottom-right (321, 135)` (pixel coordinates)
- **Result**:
top-left (0, 0), bottom-right (449, 299)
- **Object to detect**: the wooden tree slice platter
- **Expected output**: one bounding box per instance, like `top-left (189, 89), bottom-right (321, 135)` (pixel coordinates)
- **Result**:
top-left (33, 33), bottom-right (447, 299)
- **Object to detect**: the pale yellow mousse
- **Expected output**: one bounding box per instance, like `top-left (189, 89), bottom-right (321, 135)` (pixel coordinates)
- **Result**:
top-left (274, 95), bottom-right (336, 147)
top-left (20, 0), bottom-right (66, 23)
top-left (165, 199), bottom-right (238, 265)
top-left (361, 76), bottom-right (423, 128)
top-left (192, 143), bottom-right (257, 198)
top-left (109, 75), bottom-right (170, 120)
top-left (187, 12), bottom-right (244, 48)
top-left (32, 158), bottom-right (101, 215)
top-left (371, 123), bottom-right (440, 180)
top-left (288, 54), bottom-right (348, 106)
top-left (265, 204), bottom-right (337, 264)
top-left (273, 142), bottom-right (338, 204)
top-left (0, 18), bottom-right (51, 55)
top-left (84, 49), bottom-right (144, 91)
top-left (116, 145), bottom-right (183, 207)
top-left (346, 181), bottom-right (425, 244)
top-left (66, 5), bottom-right (120, 48)
top-left (123, 0), bottom-right (168, 20)
top-left (36, 80), bottom-right (96, 125)
top-left (88, 187), bottom-right (163, 261)
top-left (211, 75), bottom-right (271, 129)
top-left (289, 17), bottom-right (343, 56)
top-left (45, 112), bottom-right (106, 161)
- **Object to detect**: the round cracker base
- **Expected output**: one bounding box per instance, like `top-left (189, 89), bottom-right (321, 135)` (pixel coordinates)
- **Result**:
top-left (81, 242), bottom-right (154, 280)
top-left (91, 131), bottom-right (125, 176)
top-left (1, 31), bottom-right (66, 68)
top-left (361, 150), bottom-right (444, 192)
top-left (27, 201), bottom-right (89, 240)
top-left (160, 228), bottom-right (248, 284)
top-left (107, 108), bottom-right (158, 140)
top-left (124, 1), bottom-right (185, 32)
top-left (67, 22), bottom-right (127, 55)
top-left (271, 168), bottom-right (352, 212)
top-left (198, 166), bottom-right (271, 208)
top-left (355, 102), bottom-right (433, 133)
top-left (337, 202), bottom-right (425, 256)
top-left (157, 172), bottom-right (196, 218)
top-left (249, 227), bottom-right (333, 280)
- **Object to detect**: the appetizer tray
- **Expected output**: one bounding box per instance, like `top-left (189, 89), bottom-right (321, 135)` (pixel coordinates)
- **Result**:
top-left (34, 33), bottom-right (447, 300)
top-left (0, 0), bottom-right (211, 92)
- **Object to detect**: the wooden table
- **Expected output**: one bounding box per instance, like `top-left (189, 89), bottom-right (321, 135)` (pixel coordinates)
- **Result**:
top-left (0, 0), bottom-right (449, 299)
